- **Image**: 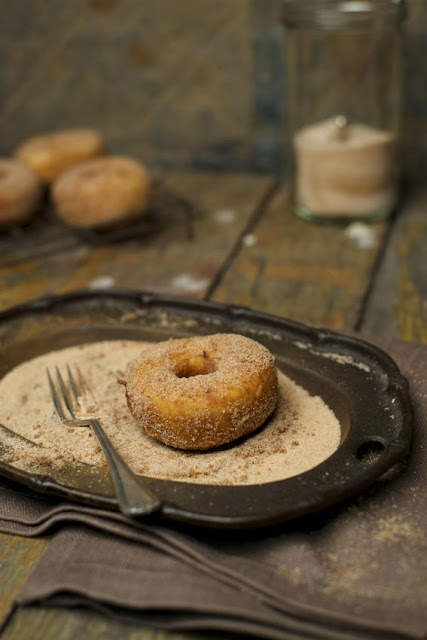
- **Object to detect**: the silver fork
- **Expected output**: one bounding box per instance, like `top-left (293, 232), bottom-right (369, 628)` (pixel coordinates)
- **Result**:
top-left (47, 364), bottom-right (161, 517)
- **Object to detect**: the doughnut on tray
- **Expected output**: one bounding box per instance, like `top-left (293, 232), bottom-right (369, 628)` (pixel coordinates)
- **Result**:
top-left (0, 290), bottom-right (412, 529)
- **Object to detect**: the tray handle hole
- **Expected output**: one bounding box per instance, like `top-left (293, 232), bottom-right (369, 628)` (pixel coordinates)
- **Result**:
top-left (356, 440), bottom-right (385, 464)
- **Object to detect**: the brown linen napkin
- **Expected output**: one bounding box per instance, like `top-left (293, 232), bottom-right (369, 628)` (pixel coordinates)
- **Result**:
top-left (0, 338), bottom-right (426, 639)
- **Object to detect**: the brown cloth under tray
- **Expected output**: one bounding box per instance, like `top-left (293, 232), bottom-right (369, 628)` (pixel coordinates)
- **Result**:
top-left (0, 337), bottom-right (426, 640)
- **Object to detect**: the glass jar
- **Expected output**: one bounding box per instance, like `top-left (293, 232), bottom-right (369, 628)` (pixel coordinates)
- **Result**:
top-left (282, 0), bottom-right (406, 222)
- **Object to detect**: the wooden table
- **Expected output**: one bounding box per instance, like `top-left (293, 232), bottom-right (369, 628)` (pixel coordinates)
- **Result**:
top-left (0, 170), bottom-right (426, 639)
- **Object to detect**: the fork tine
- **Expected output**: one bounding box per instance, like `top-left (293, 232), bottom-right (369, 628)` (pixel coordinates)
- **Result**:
top-left (48, 364), bottom-right (160, 515)
top-left (67, 364), bottom-right (81, 405)
top-left (75, 365), bottom-right (91, 395)
top-left (55, 366), bottom-right (75, 418)
top-left (46, 368), bottom-right (66, 420)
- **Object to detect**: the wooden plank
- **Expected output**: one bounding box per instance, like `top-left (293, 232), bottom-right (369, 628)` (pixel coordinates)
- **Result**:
top-left (0, 1), bottom-right (253, 172)
top-left (2, 606), bottom-right (241, 640)
top-left (2, 607), bottom-right (157, 640)
top-left (0, 172), bottom-right (272, 311)
top-left (3, 605), bottom-right (241, 640)
top-left (0, 1), bottom-right (87, 122)
top-left (0, 534), bottom-right (47, 625)
top-left (2, 606), bottom-right (239, 640)
top-left (0, 202), bottom-right (83, 270)
top-left (1, 607), bottom-right (158, 640)
top-left (1, 1), bottom-right (426, 175)
top-left (211, 183), bottom-right (389, 332)
top-left (360, 193), bottom-right (427, 343)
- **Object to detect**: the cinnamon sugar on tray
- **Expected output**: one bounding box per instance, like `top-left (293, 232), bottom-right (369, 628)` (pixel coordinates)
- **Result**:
top-left (0, 340), bottom-right (341, 486)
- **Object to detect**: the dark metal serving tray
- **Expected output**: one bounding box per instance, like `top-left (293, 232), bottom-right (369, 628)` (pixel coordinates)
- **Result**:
top-left (0, 290), bottom-right (412, 529)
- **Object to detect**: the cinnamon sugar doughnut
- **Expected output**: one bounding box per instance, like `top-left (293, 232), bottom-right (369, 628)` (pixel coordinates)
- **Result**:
top-left (15, 128), bottom-right (104, 183)
top-left (122, 334), bottom-right (278, 450)
top-left (52, 156), bottom-right (151, 228)
top-left (0, 159), bottom-right (42, 226)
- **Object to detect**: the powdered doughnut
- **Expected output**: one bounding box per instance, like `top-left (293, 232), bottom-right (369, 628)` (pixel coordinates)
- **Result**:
top-left (0, 159), bottom-right (42, 227)
top-left (15, 128), bottom-right (104, 183)
top-left (51, 156), bottom-right (151, 229)
top-left (122, 334), bottom-right (278, 450)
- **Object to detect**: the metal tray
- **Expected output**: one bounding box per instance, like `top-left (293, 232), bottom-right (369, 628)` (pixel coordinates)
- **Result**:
top-left (0, 290), bottom-right (412, 529)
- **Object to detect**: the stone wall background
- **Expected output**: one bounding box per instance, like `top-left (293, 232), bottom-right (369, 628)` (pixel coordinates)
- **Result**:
top-left (0, 0), bottom-right (425, 176)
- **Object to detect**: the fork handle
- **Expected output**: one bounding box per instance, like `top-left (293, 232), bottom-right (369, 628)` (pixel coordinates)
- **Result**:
top-left (88, 419), bottom-right (161, 517)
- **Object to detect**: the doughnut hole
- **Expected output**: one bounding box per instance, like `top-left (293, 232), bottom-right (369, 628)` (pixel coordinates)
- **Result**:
top-left (173, 352), bottom-right (217, 378)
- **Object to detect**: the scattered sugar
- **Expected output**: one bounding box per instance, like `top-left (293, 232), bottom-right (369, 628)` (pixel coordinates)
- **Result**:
top-left (345, 222), bottom-right (376, 249)
top-left (170, 273), bottom-right (210, 293)
top-left (376, 515), bottom-right (423, 543)
top-left (0, 340), bottom-right (341, 486)
top-left (242, 233), bottom-right (257, 247)
top-left (89, 275), bottom-right (115, 289)
top-left (213, 209), bottom-right (237, 224)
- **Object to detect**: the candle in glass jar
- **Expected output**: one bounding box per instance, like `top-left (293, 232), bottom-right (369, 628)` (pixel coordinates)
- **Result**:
top-left (293, 117), bottom-right (397, 218)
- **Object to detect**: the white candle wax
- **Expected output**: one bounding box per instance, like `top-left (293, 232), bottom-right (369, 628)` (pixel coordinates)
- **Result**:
top-left (293, 117), bottom-right (397, 218)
